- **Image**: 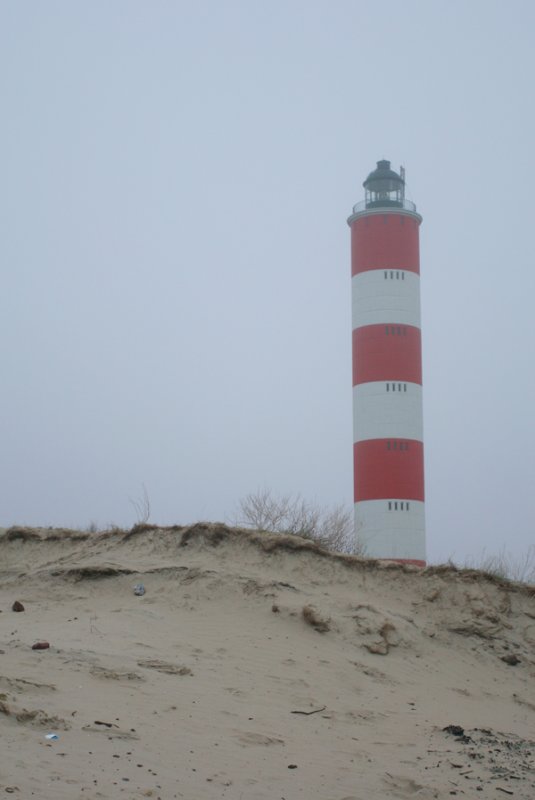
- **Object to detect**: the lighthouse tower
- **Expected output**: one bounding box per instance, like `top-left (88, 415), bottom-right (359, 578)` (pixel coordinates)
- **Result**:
top-left (348, 160), bottom-right (425, 565)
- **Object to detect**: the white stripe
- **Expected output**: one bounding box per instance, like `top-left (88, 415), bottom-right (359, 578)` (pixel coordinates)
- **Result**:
top-left (352, 269), bottom-right (421, 329)
top-left (354, 500), bottom-right (426, 561)
top-left (353, 382), bottom-right (423, 442)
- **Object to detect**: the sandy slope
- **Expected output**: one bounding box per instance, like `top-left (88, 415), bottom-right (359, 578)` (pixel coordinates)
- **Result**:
top-left (0, 523), bottom-right (534, 800)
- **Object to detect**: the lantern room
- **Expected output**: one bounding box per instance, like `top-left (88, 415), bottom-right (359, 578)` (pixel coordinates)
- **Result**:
top-left (363, 160), bottom-right (405, 208)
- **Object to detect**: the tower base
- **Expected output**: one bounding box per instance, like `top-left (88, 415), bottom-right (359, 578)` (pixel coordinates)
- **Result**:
top-left (354, 499), bottom-right (426, 564)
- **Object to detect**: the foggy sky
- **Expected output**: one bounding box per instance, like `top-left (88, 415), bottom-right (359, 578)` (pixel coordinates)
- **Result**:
top-left (1, 1), bottom-right (534, 565)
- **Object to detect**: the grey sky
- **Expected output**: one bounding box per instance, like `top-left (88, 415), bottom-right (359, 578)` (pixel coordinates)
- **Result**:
top-left (1, 1), bottom-right (534, 564)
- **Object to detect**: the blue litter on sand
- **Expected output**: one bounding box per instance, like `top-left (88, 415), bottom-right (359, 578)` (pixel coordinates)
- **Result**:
top-left (133, 583), bottom-right (145, 596)
top-left (45, 733), bottom-right (59, 741)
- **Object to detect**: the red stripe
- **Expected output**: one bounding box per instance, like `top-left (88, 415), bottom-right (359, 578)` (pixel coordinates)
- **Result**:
top-left (352, 324), bottom-right (422, 385)
top-left (351, 213), bottom-right (420, 276)
top-left (353, 439), bottom-right (424, 501)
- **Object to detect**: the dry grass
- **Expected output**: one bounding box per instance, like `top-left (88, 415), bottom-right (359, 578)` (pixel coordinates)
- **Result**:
top-left (4, 527), bottom-right (43, 541)
top-left (4, 526), bottom-right (90, 542)
top-left (462, 548), bottom-right (535, 585)
top-left (302, 605), bottom-right (331, 633)
top-left (49, 566), bottom-right (136, 581)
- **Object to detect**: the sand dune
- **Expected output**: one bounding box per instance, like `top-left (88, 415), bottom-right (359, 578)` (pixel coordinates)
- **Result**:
top-left (0, 523), bottom-right (534, 799)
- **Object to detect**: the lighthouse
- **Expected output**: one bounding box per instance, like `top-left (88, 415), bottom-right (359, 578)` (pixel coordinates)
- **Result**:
top-left (348, 160), bottom-right (425, 565)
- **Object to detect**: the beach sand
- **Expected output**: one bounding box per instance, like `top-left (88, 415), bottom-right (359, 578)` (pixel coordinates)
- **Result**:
top-left (0, 523), bottom-right (534, 799)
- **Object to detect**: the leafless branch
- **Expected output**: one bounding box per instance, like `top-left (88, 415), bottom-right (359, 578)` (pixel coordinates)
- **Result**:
top-left (129, 483), bottom-right (151, 525)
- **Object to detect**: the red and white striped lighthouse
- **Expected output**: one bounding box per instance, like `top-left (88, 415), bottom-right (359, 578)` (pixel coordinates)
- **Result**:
top-left (348, 160), bottom-right (425, 565)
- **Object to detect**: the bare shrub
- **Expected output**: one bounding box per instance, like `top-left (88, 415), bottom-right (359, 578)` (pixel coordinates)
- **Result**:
top-left (236, 489), bottom-right (364, 555)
